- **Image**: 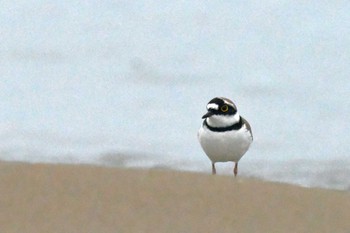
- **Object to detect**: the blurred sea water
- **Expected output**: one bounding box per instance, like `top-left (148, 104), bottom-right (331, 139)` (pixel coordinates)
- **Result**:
top-left (1, 1), bottom-right (349, 190)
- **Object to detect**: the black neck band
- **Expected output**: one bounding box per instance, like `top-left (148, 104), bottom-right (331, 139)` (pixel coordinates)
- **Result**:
top-left (203, 117), bottom-right (243, 132)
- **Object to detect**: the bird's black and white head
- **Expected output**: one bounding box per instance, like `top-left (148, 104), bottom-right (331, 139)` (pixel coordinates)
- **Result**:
top-left (202, 97), bottom-right (240, 128)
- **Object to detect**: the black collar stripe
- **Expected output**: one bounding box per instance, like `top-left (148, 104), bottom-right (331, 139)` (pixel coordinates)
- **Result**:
top-left (203, 117), bottom-right (243, 132)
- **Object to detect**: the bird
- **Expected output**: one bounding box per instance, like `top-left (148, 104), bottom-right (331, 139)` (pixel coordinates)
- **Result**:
top-left (198, 97), bottom-right (253, 176)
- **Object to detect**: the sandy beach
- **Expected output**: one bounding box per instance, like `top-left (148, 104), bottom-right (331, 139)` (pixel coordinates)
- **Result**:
top-left (0, 161), bottom-right (349, 233)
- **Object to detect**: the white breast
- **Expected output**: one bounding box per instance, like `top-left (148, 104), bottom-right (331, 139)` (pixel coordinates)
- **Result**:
top-left (198, 124), bottom-right (252, 163)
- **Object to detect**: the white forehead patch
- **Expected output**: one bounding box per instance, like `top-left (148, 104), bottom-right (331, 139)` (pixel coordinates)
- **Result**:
top-left (207, 103), bottom-right (219, 110)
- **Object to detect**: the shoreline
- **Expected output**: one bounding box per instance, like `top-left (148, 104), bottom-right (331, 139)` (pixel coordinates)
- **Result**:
top-left (0, 161), bottom-right (349, 233)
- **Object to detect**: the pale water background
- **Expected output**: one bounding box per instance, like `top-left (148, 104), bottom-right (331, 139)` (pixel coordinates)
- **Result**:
top-left (1, 1), bottom-right (350, 190)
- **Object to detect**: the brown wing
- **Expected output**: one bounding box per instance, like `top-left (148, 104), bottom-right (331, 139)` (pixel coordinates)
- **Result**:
top-left (241, 116), bottom-right (253, 140)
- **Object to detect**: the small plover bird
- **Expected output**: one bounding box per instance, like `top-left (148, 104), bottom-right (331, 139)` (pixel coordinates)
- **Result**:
top-left (198, 97), bottom-right (253, 176)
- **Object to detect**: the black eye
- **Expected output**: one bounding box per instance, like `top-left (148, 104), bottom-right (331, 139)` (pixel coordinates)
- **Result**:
top-left (220, 105), bottom-right (229, 112)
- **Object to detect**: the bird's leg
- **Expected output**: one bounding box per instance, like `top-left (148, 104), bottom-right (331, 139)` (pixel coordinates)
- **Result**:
top-left (211, 163), bottom-right (216, 175)
top-left (233, 162), bottom-right (238, 177)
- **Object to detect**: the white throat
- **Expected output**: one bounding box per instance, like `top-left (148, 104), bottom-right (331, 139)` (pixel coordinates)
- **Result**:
top-left (206, 113), bottom-right (240, 128)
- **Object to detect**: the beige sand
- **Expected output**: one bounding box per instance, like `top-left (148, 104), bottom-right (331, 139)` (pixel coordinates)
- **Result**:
top-left (0, 161), bottom-right (349, 233)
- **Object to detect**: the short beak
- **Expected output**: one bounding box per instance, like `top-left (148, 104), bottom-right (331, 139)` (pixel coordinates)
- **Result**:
top-left (202, 111), bottom-right (214, 119)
